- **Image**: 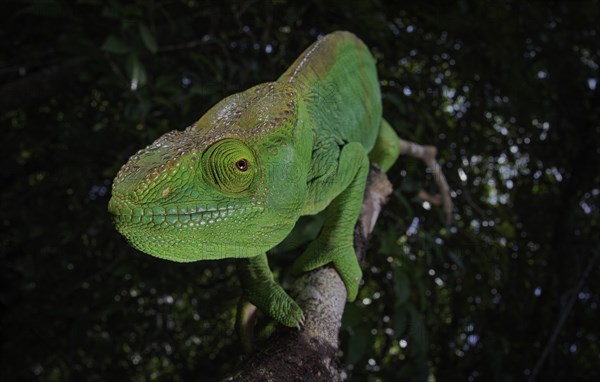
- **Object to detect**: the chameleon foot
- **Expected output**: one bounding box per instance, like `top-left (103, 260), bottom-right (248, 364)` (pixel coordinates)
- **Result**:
top-left (291, 240), bottom-right (362, 301)
top-left (244, 279), bottom-right (305, 328)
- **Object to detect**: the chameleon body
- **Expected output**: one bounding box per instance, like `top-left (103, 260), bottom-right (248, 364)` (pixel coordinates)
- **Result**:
top-left (109, 31), bottom-right (401, 327)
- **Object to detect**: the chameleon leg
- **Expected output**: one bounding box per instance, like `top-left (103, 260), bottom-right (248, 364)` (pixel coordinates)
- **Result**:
top-left (237, 253), bottom-right (305, 328)
top-left (368, 119), bottom-right (401, 172)
top-left (292, 142), bottom-right (369, 301)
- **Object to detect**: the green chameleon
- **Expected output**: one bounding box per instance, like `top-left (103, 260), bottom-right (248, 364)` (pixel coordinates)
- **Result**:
top-left (108, 31), bottom-right (401, 328)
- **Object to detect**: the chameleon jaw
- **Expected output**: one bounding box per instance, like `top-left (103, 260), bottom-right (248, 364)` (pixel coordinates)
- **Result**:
top-left (108, 195), bottom-right (270, 261)
top-left (109, 202), bottom-right (245, 226)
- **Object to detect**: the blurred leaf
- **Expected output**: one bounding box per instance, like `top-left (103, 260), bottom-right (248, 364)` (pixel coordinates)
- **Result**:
top-left (126, 54), bottom-right (147, 90)
top-left (101, 4), bottom-right (120, 18)
top-left (189, 84), bottom-right (214, 96)
top-left (139, 23), bottom-right (158, 54)
top-left (393, 268), bottom-right (410, 305)
top-left (101, 35), bottom-right (130, 54)
top-left (378, 225), bottom-right (400, 255)
top-left (408, 303), bottom-right (427, 354)
top-left (394, 190), bottom-right (414, 218)
top-left (154, 74), bottom-right (181, 94)
top-left (393, 304), bottom-right (409, 337)
top-left (345, 323), bottom-right (371, 364)
top-left (495, 221), bottom-right (515, 239)
top-left (17, 0), bottom-right (64, 17)
top-left (399, 177), bottom-right (421, 193)
top-left (382, 92), bottom-right (407, 115)
top-left (342, 303), bottom-right (364, 328)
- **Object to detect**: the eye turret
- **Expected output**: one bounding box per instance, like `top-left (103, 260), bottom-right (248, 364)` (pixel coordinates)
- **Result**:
top-left (202, 139), bottom-right (256, 195)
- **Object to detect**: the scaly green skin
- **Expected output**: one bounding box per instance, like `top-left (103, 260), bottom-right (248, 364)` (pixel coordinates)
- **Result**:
top-left (108, 31), bottom-right (401, 328)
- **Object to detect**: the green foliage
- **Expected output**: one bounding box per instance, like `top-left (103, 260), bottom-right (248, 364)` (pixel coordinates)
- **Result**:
top-left (2, 1), bottom-right (599, 381)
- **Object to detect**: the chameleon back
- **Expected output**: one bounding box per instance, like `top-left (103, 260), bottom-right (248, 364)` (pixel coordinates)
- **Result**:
top-left (278, 31), bottom-right (382, 152)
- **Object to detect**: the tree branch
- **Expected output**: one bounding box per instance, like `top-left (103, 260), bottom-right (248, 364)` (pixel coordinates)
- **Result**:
top-left (398, 138), bottom-right (453, 225)
top-left (228, 166), bottom-right (393, 382)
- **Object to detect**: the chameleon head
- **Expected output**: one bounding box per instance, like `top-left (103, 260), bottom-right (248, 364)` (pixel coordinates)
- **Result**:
top-left (108, 83), bottom-right (309, 262)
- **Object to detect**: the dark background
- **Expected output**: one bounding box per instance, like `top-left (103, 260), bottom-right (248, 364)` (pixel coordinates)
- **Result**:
top-left (2, 1), bottom-right (599, 381)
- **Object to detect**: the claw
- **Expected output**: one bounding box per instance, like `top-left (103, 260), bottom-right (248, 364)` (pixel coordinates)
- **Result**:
top-left (294, 312), bottom-right (306, 329)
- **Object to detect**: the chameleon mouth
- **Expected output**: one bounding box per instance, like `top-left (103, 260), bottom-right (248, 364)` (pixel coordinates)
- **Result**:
top-left (110, 204), bottom-right (240, 226)
top-left (108, 195), bottom-right (262, 227)
top-left (108, 196), bottom-right (267, 261)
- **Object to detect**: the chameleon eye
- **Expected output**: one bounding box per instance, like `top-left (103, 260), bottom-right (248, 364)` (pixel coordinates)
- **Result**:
top-left (236, 159), bottom-right (249, 172)
top-left (202, 139), bottom-right (255, 195)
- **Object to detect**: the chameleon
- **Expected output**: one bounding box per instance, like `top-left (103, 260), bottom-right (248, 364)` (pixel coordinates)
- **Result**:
top-left (108, 31), bottom-right (402, 328)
